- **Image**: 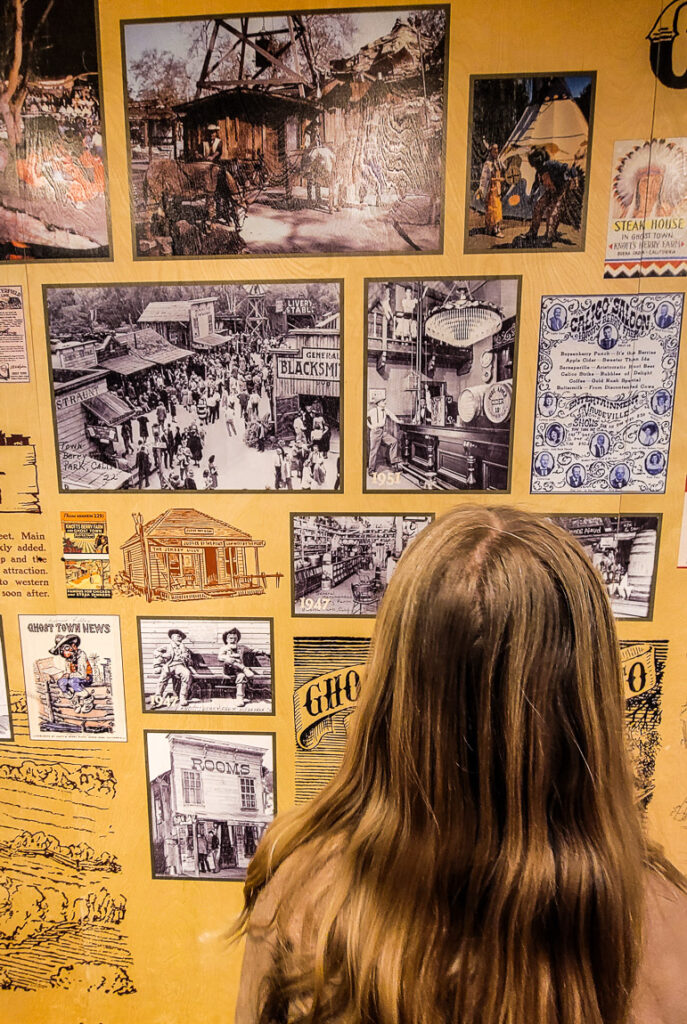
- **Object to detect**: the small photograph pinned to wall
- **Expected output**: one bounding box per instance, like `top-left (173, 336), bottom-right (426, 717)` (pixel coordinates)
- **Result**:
top-left (621, 641), bottom-right (666, 808)
top-left (365, 277), bottom-right (519, 492)
top-left (0, 286), bottom-right (30, 382)
top-left (44, 281), bottom-right (341, 492)
top-left (548, 515), bottom-right (660, 620)
top-left (0, 618), bottom-right (12, 741)
top-left (531, 293), bottom-right (683, 494)
top-left (465, 73), bottom-right (595, 253)
top-left (0, 0), bottom-right (110, 262)
top-left (61, 511), bottom-right (111, 598)
top-left (18, 615), bottom-right (126, 741)
top-left (292, 514), bottom-right (431, 616)
top-left (294, 637), bottom-right (370, 804)
top-left (0, 428), bottom-right (40, 513)
top-left (605, 138), bottom-right (687, 279)
top-left (122, 6), bottom-right (448, 259)
top-left (145, 731), bottom-right (274, 880)
top-left (138, 617), bottom-right (273, 714)
top-left (115, 508), bottom-right (282, 603)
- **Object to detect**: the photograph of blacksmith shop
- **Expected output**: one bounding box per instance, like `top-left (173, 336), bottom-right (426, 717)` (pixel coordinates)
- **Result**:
top-left (116, 508), bottom-right (282, 604)
top-left (365, 277), bottom-right (519, 491)
top-left (292, 514), bottom-right (431, 616)
top-left (122, 6), bottom-right (448, 257)
top-left (138, 617), bottom-right (273, 713)
top-left (145, 731), bottom-right (274, 880)
top-left (44, 282), bottom-right (340, 491)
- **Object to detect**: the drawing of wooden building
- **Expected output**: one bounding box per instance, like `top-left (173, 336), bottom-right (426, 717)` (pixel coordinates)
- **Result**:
top-left (120, 509), bottom-right (277, 602)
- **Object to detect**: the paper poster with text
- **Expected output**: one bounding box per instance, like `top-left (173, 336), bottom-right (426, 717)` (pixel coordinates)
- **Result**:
top-left (531, 294), bottom-right (682, 494)
top-left (0, 287), bottom-right (29, 382)
top-left (18, 615), bottom-right (126, 741)
top-left (605, 139), bottom-right (687, 278)
top-left (61, 512), bottom-right (112, 598)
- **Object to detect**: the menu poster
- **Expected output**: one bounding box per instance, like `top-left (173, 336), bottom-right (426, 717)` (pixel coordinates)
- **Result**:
top-left (531, 293), bottom-right (682, 494)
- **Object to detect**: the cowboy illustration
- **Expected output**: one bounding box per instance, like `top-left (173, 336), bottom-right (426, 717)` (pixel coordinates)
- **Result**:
top-left (50, 634), bottom-right (95, 712)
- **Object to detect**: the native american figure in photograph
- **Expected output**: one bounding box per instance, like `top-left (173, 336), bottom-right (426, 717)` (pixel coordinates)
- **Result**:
top-left (123, 7), bottom-right (448, 258)
top-left (0, 0), bottom-right (109, 260)
top-left (467, 75), bottom-right (594, 252)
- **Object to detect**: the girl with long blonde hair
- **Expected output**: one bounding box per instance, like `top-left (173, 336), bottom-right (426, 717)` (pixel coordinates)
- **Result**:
top-left (232, 506), bottom-right (686, 1024)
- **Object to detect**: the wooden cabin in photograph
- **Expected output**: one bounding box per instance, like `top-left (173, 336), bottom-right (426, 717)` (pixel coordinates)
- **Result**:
top-left (138, 297), bottom-right (219, 349)
top-left (120, 509), bottom-right (271, 602)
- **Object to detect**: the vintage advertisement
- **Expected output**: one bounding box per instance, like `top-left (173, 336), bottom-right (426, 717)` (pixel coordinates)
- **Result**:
top-left (531, 293), bottom-right (682, 493)
top-left (549, 515), bottom-right (660, 619)
top-left (0, 286), bottom-right (29, 381)
top-left (61, 511), bottom-right (111, 598)
top-left (466, 74), bottom-right (594, 252)
top-left (292, 514), bottom-right (431, 616)
top-left (144, 731), bottom-right (274, 880)
top-left (122, 7), bottom-right (448, 258)
top-left (365, 277), bottom-right (519, 492)
top-left (138, 617), bottom-right (273, 713)
top-left (621, 641), bottom-right (667, 807)
top-left (0, 617), bottom-right (11, 740)
top-left (0, 0), bottom-right (109, 261)
top-left (115, 508), bottom-right (282, 603)
top-left (605, 138), bottom-right (687, 277)
top-left (18, 615), bottom-right (127, 741)
top-left (293, 637), bottom-right (370, 803)
top-left (45, 282), bottom-right (341, 492)
top-left (0, 428), bottom-right (40, 513)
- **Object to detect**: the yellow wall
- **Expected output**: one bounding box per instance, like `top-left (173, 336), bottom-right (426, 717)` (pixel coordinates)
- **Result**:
top-left (1, 0), bottom-right (686, 1019)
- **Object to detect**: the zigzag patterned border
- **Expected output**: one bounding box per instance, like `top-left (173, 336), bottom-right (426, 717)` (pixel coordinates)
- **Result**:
top-left (604, 260), bottom-right (687, 279)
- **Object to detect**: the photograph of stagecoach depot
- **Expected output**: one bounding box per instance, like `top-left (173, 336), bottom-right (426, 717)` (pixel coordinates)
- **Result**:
top-left (365, 277), bottom-right (519, 492)
top-left (44, 281), bottom-right (341, 492)
top-left (122, 6), bottom-right (448, 258)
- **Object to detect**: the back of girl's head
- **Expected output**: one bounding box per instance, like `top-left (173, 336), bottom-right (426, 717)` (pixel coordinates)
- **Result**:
top-left (238, 507), bottom-right (672, 1024)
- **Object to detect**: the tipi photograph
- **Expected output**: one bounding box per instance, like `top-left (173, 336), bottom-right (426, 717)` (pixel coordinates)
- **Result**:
top-left (465, 74), bottom-right (595, 252)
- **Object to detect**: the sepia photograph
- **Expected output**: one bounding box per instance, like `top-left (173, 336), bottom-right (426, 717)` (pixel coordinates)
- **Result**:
top-left (548, 515), bottom-right (660, 620)
top-left (0, 0), bottom-right (109, 260)
top-left (292, 514), bottom-right (431, 616)
top-left (18, 615), bottom-right (126, 741)
top-left (122, 6), bottom-right (448, 258)
top-left (465, 74), bottom-right (594, 253)
top-left (44, 282), bottom-right (341, 492)
top-left (138, 617), bottom-right (273, 713)
top-left (145, 731), bottom-right (274, 880)
top-left (365, 277), bottom-right (519, 492)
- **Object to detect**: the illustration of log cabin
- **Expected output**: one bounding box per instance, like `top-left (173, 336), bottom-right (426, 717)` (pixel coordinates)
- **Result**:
top-left (120, 509), bottom-right (280, 602)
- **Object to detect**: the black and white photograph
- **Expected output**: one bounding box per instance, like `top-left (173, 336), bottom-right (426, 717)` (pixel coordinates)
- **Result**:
top-left (293, 514), bottom-right (431, 616)
top-left (145, 731), bottom-right (274, 880)
top-left (531, 293), bottom-right (683, 494)
top-left (44, 282), bottom-right (341, 492)
top-left (548, 515), bottom-right (660, 620)
top-left (465, 74), bottom-right (594, 253)
top-left (0, 0), bottom-right (109, 261)
top-left (122, 7), bottom-right (448, 258)
top-left (139, 617), bottom-right (273, 713)
top-left (365, 277), bottom-right (519, 492)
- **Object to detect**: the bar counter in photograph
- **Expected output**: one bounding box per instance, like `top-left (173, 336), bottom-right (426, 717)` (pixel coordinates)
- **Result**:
top-left (365, 277), bottom-right (519, 493)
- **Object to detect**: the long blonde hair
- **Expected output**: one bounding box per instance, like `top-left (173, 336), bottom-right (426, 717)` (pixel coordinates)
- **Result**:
top-left (234, 506), bottom-right (682, 1024)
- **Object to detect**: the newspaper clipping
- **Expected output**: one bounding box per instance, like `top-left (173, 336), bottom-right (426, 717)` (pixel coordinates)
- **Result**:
top-left (0, 287), bottom-right (29, 382)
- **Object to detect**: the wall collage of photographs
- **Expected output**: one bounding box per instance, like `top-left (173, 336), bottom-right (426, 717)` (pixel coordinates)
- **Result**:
top-left (0, 0), bottom-right (686, 1019)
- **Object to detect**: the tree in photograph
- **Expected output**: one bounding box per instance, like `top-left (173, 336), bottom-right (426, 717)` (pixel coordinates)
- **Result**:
top-left (127, 48), bottom-right (193, 107)
top-left (0, 0), bottom-right (55, 157)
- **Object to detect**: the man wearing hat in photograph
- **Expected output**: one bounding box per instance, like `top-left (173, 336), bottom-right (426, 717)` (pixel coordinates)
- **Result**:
top-left (151, 628), bottom-right (195, 707)
top-left (367, 394), bottom-right (402, 475)
top-left (218, 628), bottom-right (256, 707)
top-left (50, 634), bottom-right (94, 712)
